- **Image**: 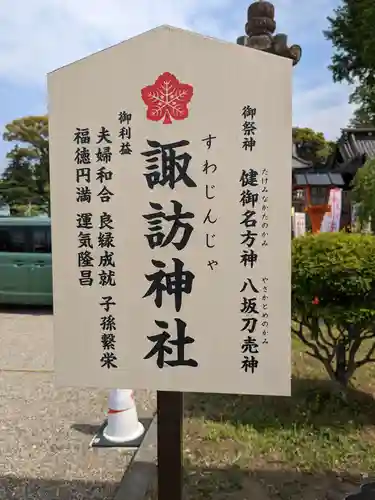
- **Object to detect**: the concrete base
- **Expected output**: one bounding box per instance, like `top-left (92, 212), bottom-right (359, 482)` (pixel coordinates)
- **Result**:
top-left (345, 482), bottom-right (375, 500)
top-left (90, 417), bottom-right (151, 450)
top-left (114, 414), bottom-right (158, 500)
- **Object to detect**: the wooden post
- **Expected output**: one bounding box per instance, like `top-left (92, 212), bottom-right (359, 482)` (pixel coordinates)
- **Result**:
top-left (157, 391), bottom-right (183, 500)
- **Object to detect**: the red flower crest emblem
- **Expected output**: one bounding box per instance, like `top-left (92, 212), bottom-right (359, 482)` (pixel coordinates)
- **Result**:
top-left (141, 72), bottom-right (193, 124)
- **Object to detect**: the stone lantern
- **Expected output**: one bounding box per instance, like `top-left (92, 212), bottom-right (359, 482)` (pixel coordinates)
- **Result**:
top-left (237, 0), bottom-right (302, 66)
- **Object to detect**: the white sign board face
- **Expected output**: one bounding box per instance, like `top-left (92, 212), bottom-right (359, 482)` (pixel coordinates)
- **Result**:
top-left (48, 26), bottom-right (292, 396)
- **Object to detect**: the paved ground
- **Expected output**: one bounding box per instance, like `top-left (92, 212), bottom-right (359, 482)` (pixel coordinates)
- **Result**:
top-left (0, 308), bottom-right (156, 499)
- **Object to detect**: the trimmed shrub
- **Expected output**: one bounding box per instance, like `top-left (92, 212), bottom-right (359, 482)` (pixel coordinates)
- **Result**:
top-left (292, 232), bottom-right (375, 388)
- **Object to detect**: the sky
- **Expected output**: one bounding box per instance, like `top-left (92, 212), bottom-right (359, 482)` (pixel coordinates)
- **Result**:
top-left (0, 0), bottom-right (354, 172)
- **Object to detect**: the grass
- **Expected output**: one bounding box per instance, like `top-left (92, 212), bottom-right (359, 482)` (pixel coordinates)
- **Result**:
top-left (179, 338), bottom-right (375, 499)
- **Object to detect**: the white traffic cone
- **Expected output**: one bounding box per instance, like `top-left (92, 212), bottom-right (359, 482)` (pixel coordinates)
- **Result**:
top-left (103, 389), bottom-right (145, 443)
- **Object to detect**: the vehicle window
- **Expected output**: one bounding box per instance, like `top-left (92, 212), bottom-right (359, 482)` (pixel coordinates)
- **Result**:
top-left (31, 226), bottom-right (51, 253)
top-left (0, 227), bottom-right (28, 253)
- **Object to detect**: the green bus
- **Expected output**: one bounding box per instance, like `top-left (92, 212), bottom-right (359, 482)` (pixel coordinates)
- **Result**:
top-left (0, 216), bottom-right (53, 306)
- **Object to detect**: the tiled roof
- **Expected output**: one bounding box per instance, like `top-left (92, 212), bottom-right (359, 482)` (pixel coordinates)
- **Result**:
top-left (293, 171), bottom-right (345, 187)
top-left (292, 143), bottom-right (311, 169)
top-left (339, 128), bottom-right (375, 162)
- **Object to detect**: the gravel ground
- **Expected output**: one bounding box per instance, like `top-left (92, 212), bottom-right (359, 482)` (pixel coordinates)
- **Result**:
top-left (0, 309), bottom-right (156, 499)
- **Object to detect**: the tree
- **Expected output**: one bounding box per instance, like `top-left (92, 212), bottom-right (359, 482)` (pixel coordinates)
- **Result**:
top-left (0, 147), bottom-right (39, 215)
top-left (1, 116), bottom-right (49, 213)
top-left (349, 106), bottom-right (375, 128)
top-left (325, 0), bottom-right (375, 85)
top-left (292, 232), bottom-right (375, 391)
top-left (325, 0), bottom-right (375, 119)
top-left (348, 83), bottom-right (375, 127)
top-left (293, 127), bottom-right (335, 164)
